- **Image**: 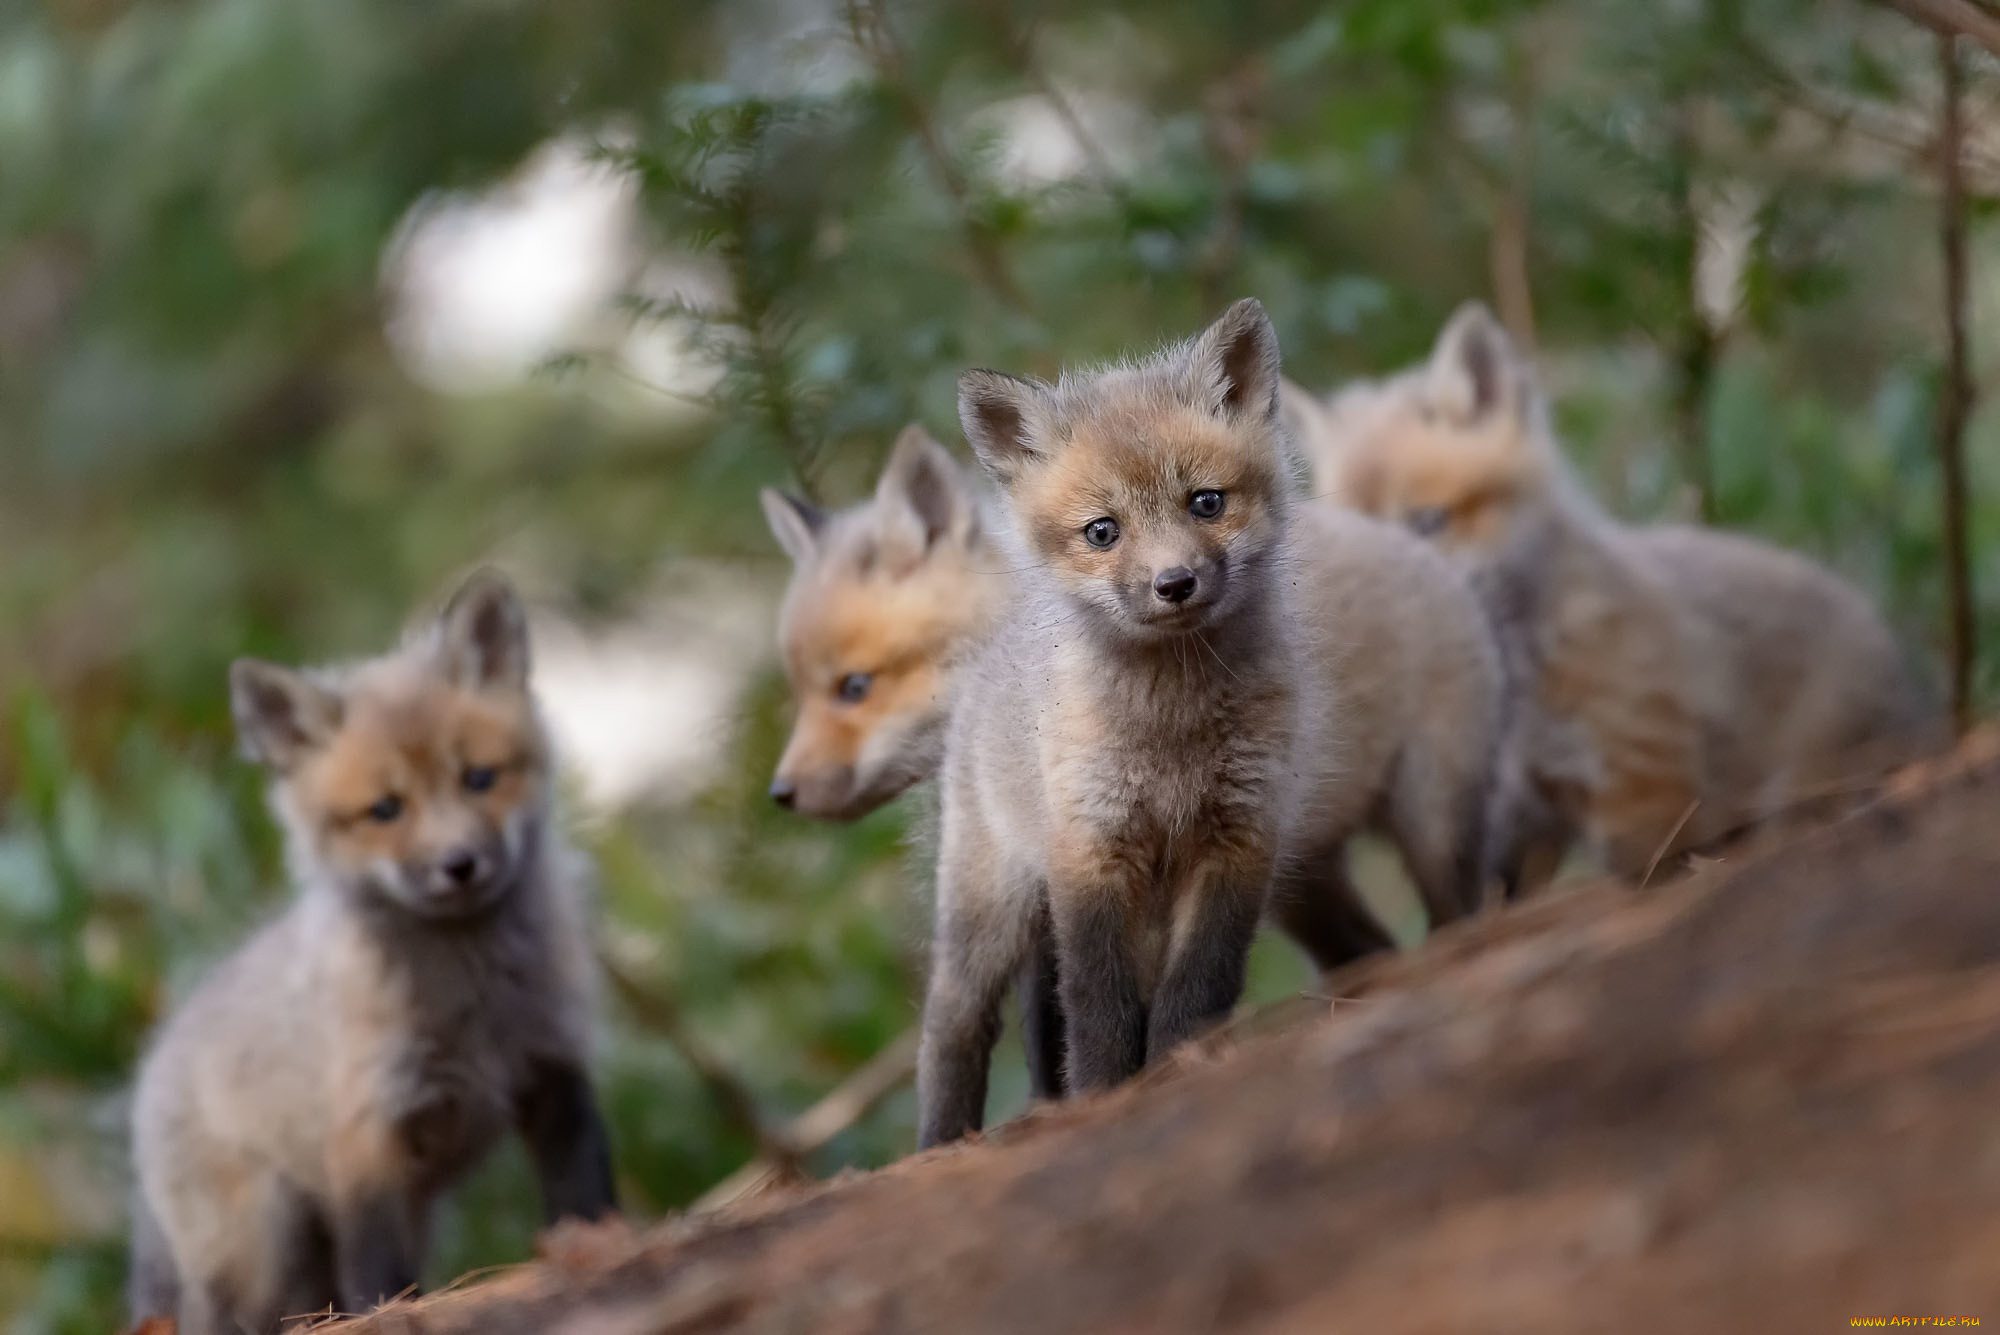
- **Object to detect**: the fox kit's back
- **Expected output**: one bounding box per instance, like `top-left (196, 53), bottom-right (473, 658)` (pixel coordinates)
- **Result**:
top-left (1295, 302), bottom-right (1942, 880)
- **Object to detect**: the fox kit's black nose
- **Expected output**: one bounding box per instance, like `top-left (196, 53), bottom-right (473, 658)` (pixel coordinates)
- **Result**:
top-left (1153, 567), bottom-right (1198, 603)
top-left (770, 778), bottom-right (797, 809)
top-left (441, 849), bottom-right (481, 885)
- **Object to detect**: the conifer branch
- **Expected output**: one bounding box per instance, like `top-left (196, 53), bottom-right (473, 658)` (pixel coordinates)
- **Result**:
top-left (846, 0), bottom-right (1030, 315)
top-left (1876, 0), bottom-right (2000, 64)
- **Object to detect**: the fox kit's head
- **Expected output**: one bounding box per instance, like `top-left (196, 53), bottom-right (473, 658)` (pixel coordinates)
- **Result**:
top-left (957, 297), bottom-right (1291, 643)
top-left (762, 425), bottom-right (996, 820)
top-left (230, 571), bottom-right (552, 921)
top-left (1297, 302), bottom-right (1558, 566)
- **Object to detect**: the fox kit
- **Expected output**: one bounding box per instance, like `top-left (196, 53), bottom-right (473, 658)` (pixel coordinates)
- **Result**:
top-left (1295, 303), bottom-right (1941, 883)
top-left (760, 426), bottom-right (1084, 1097)
top-left (917, 300), bottom-right (1505, 1146)
top-left (761, 423), bottom-right (1005, 821)
top-left (128, 572), bottom-right (615, 1334)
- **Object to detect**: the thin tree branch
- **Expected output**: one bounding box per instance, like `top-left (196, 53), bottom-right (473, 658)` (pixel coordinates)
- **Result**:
top-left (1668, 99), bottom-right (1719, 525)
top-left (1936, 33), bottom-right (1979, 733)
top-left (1876, 0), bottom-right (2000, 64)
top-left (846, 0), bottom-right (1030, 315)
top-left (598, 946), bottom-right (803, 1177)
top-left (1018, 37), bottom-right (1124, 200)
top-left (1739, 34), bottom-right (2000, 191)
top-left (694, 1026), bottom-right (921, 1211)
top-left (1195, 59), bottom-right (1266, 313)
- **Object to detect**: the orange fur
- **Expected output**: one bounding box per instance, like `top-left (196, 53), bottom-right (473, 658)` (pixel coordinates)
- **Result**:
top-left (294, 667), bottom-right (545, 884)
top-left (763, 425), bottom-right (1003, 820)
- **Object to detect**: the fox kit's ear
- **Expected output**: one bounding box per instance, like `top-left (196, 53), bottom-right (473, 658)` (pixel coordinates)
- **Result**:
top-left (1186, 297), bottom-right (1282, 424)
top-left (958, 370), bottom-right (1049, 486)
top-left (760, 489), bottom-right (826, 566)
top-left (230, 659), bottom-right (342, 769)
top-left (875, 424), bottom-right (974, 562)
top-left (439, 569), bottom-right (531, 693)
top-left (1427, 302), bottom-right (1520, 427)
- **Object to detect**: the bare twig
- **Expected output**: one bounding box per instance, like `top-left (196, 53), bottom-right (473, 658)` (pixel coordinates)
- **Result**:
top-left (1195, 59), bottom-right (1267, 312)
top-left (1936, 33), bottom-right (1979, 734)
top-left (1737, 33), bottom-right (2000, 191)
top-left (1875, 0), bottom-right (2000, 64)
top-left (1639, 800), bottom-right (1703, 890)
top-left (1015, 27), bottom-right (1124, 200)
top-left (1667, 99), bottom-right (1719, 525)
top-left (598, 947), bottom-right (802, 1176)
top-left (846, 0), bottom-right (1029, 315)
top-left (694, 1027), bottom-right (921, 1211)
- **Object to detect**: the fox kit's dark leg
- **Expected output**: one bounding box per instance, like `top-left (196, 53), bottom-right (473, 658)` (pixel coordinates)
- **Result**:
top-left (1495, 811), bottom-right (1571, 902)
top-left (516, 1059), bottom-right (618, 1224)
top-left (262, 1185), bottom-right (337, 1328)
top-left (1387, 747), bottom-right (1489, 928)
top-left (917, 839), bottom-right (1040, 1148)
top-left (1145, 866), bottom-right (1268, 1064)
top-left (327, 1134), bottom-right (422, 1316)
top-left (1267, 843), bottom-right (1397, 973)
top-left (333, 1193), bottom-right (420, 1313)
top-left (1017, 906), bottom-right (1067, 1101)
top-left (1048, 877), bottom-right (1148, 1094)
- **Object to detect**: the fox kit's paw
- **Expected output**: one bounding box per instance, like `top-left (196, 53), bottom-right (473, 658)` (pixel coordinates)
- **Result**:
top-left (537, 1212), bottom-right (635, 1273)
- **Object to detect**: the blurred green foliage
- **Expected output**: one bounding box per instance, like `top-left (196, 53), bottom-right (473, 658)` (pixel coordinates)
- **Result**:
top-left (2, 0), bottom-right (1996, 1327)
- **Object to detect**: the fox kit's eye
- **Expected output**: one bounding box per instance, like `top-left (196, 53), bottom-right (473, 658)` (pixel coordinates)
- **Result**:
top-left (366, 794), bottom-right (404, 824)
top-left (1406, 506), bottom-right (1450, 538)
top-left (1082, 517), bottom-right (1120, 549)
top-left (837, 672), bottom-right (873, 704)
top-left (462, 765), bottom-right (498, 793)
top-left (1188, 490), bottom-right (1225, 520)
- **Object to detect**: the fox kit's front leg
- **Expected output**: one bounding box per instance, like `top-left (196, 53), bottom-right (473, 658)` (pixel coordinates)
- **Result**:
top-left (329, 1189), bottom-right (421, 1313)
top-left (917, 822), bottom-right (1041, 1148)
top-left (1017, 908), bottom-right (1068, 1101)
top-left (1046, 843), bottom-right (1150, 1094)
top-left (516, 1058), bottom-right (618, 1224)
top-left (335, 1203), bottom-right (419, 1314)
top-left (1146, 856), bottom-right (1270, 1063)
top-left (326, 1118), bottom-right (423, 1313)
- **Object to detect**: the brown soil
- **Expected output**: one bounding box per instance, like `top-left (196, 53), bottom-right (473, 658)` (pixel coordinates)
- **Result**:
top-left (325, 730), bottom-right (2000, 1335)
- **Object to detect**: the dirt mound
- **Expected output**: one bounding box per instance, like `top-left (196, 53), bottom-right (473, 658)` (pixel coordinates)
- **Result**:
top-left (324, 731), bottom-right (2000, 1334)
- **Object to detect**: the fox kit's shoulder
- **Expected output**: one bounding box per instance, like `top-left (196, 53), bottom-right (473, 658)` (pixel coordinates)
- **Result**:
top-left (1287, 503), bottom-right (1499, 705)
top-left (761, 424), bottom-right (1001, 819)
